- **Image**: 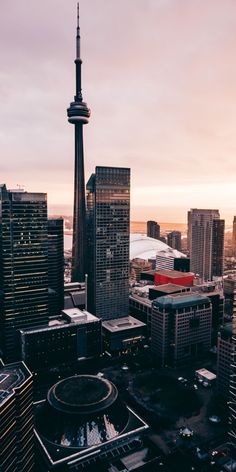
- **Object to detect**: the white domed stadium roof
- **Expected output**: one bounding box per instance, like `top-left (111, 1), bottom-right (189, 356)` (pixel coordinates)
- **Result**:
top-left (130, 234), bottom-right (186, 261)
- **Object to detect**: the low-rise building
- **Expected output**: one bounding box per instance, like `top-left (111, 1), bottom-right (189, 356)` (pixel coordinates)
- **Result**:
top-left (154, 269), bottom-right (194, 287)
top-left (20, 308), bottom-right (101, 371)
top-left (149, 283), bottom-right (190, 300)
top-left (102, 316), bottom-right (147, 355)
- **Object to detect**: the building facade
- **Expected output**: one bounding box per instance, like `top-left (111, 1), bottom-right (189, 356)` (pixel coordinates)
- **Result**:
top-left (147, 220), bottom-right (160, 240)
top-left (154, 269), bottom-right (194, 287)
top-left (167, 231), bottom-right (182, 251)
top-left (151, 293), bottom-right (212, 367)
top-left (217, 323), bottom-right (232, 399)
top-left (233, 216), bottom-right (236, 256)
top-left (188, 208), bottom-right (224, 281)
top-left (0, 360), bottom-right (34, 472)
top-left (228, 285), bottom-right (236, 443)
top-left (20, 308), bottom-right (101, 371)
top-left (86, 166), bottom-right (130, 320)
top-left (102, 316), bottom-right (147, 355)
top-left (0, 185), bottom-right (48, 362)
top-left (48, 218), bottom-right (64, 319)
top-left (212, 218), bottom-right (225, 277)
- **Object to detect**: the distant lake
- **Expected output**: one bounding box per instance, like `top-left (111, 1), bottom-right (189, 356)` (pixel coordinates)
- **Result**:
top-left (64, 221), bottom-right (190, 252)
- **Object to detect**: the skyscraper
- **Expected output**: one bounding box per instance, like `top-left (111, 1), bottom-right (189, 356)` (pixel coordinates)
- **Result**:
top-left (0, 360), bottom-right (34, 472)
top-left (86, 166), bottom-right (130, 320)
top-left (212, 218), bottom-right (225, 277)
top-left (188, 208), bottom-right (224, 281)
top-left (167, 230), bottom-right (182, 251)
top-left (0, 185), bottom-right (48, 362)
top-left (48, 218), bottom-right (64, 318)
top-left (147, 220), bottom-right (160, 239)
top-left (232, 216), bottom-right (236, 256)
top-left (67, 4), bottom-right (90, 282)
top-left (228, 286), bottom-right (236, 444)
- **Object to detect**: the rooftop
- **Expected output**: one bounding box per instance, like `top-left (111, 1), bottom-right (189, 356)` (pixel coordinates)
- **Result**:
top-left (20, 309), bottom-right (100, 335)
top-left (155, 269), bottom-right (194, 278)
top-left (150, 283), bottom-right (189, 293)
top-left (47, 375), bottom-right (117, 414)
top-left (153, 292), bottom-right (211, 310)
top-left (195, 368), bottom-right (216, 381)
top-left (62, 308), bottom-right (99, 323)
top-left (0, 361), bottom-right (32, 405)
top-left (102, 316), bottom-right (146, 332)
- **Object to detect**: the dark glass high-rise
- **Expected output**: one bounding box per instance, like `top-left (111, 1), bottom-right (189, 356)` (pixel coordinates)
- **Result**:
top-left (86, 166), bottom-right (130, 320)
top-left (0, 185), bottom-right (48, 362)
top-left (48, 218), bottom-right (64, 318)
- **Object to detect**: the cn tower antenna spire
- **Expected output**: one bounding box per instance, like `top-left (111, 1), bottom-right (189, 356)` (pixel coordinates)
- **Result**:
top-left (76, 2), bottom-right (80, 60)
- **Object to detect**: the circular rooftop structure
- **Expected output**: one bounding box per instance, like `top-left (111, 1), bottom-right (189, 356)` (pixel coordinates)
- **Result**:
top-left (130, 234), bottom-right (185, 261)
top-left (48, 375), bottom-right (117, 414)
top-left (36, 375), bottom-right (129, 450)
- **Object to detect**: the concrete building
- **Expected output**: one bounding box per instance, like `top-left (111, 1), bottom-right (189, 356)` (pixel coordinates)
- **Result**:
top-left (151, 293), bottom-right (212, 367)
top-left (64, 282), bottom-right (86, 310)
top-left (224, 276), bottom-right (236, 316)
top-left (217, 323), bottom-right (232, 399)
top-left (0, 360), bottom-right (34, 472)
top-left (167, 231), bottom-right (182, 251)
top-left (129, 292), bottom-right (152, 335)
top-left (149, 283), bottom-right (190, 300)
top-left (191, 283), bottom-right (224, 345)
top-left (147, 220), bottom-right (160, 239)
top-left (20, 308), bottom-right (101, 371)
top-left (86, 166), bottom-right (130, 320)
top-left (67, 4), bottom-right (90, 282)
top-left (0, 185), bottom-right (48, 362)
top-left (102, 316), bottom-right (147, 355)
top-left (130, 258), bottom-right (153, 282)
top-left (188, 208), bottom-right (224, 281)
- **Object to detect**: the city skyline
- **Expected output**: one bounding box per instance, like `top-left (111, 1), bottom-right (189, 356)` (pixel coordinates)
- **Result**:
top-left (1, 1), bottom-right (236, 223)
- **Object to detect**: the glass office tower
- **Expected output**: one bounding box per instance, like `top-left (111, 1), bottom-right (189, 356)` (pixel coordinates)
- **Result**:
top-left (86, 167), bottom-right (130, 320)
top-left (48, 218), bottom-right (64, 319)
top-left (0, 185), bottom-right (48, 362)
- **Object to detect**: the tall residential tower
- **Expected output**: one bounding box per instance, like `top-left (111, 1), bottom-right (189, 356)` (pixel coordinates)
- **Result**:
top-left (147, 220), bottom-right (160, 240)
top-left (67, 4), bottom-right (90, 282)
top-left (188, 208), bottom-right (224, 281)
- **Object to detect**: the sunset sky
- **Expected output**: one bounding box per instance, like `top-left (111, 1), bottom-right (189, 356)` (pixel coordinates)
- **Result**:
top-left (1, 0), bottom-right (236, 223)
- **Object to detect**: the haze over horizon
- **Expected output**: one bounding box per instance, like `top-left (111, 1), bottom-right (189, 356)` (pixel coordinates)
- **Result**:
top-left (1, 0), bottom-right (236, 224)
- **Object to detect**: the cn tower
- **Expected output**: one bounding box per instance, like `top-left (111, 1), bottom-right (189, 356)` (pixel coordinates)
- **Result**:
top-left (67, 3), bottom-right (90, 282)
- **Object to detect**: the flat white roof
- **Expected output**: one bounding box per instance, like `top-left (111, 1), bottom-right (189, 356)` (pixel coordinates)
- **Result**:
top-left (62, 308), bottom-right (99, 323)
top-left (195, 368), bottom-right (216, 381)
top-left (102, 316), bottom-right (146, 333)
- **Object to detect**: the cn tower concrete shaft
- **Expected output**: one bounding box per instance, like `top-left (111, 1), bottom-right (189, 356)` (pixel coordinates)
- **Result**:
top-left (67, 3), bottom-right (90, 282)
